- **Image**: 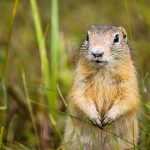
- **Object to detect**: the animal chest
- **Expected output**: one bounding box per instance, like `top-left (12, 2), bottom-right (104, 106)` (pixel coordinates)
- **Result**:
top-left (84, 75), bottom-right (121, 117)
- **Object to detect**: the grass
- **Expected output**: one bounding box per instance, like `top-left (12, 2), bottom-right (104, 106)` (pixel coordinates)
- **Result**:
top-left (0, 126), bottom-right (4, 149)
top-left (1, 80), bottom-right (7, 110)
top-left (2, 0), bottom-right (20, 78)
top-left (30, 0), bottom-right (52, 117)
top-left (30, 0), bottom-right (59, 121)
top-left (50, 0), bottom-right (59, 120)
top-left (0, 1), bottom-right (20, 148)
top-left (22, 69), bottom-right (40, 150)
top-left (0, 0), bottom-right (150, 149)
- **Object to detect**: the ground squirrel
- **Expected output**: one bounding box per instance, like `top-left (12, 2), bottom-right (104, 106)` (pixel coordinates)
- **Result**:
top-left (64, 25), bottom-right (140, 150)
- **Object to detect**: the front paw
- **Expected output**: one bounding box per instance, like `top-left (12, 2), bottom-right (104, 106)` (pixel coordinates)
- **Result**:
top-left (102, 111), bottom-right (117, 126)
top-left (88, 104), bottom-right (102, 128)
top-left (90, 113), bottom-right (102, 128)
top-left (102, 114), bottom-right (114, 126)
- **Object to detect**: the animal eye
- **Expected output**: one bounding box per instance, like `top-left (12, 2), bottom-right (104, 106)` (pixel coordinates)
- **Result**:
top-left (123, 34), bottom-right (126, 39)
top-left (113, 34), bottom-right (119, 43)
top-left (85, 33), bottom-right (89, 42)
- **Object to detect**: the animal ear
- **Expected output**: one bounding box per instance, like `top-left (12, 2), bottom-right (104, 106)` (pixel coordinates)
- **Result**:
top-left (119, 27), bottom-right (127, 42)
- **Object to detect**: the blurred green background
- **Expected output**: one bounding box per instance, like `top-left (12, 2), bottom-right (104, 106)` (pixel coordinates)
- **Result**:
top-left (0, 0), bottom-right (150, 149)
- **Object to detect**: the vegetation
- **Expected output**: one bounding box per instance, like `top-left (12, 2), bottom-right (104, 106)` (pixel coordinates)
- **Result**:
top-left (0, 0), bottom-right (150, 149)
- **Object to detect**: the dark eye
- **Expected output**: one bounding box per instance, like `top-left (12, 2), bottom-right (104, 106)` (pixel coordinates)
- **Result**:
top-left (85, 33), bottom-right (89, 42)
top-left (113, 34), bottom-right (119, 43)
top-left (123, 34), bottom-right (126, 39)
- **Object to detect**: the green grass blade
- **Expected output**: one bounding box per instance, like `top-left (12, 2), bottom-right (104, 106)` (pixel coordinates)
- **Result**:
top-left (22, 70), bottom-right (41, 150)
top-left (15, 142), bottom-right (30, 150)
top-left (50, 0), bottom-right (59, 119)
top-left (0, 126), bottom-right (4, 150)
top-left (0, 0), bottom-right (20, 128)
top-left (1, 80), bottom-right (7, 110)
top-left (3, 0), bottom-right (20, 78)
top-left (30, 0), bottom-right (56, 117)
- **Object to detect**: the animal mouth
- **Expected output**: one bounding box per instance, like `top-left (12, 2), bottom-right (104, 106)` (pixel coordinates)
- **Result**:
top-left (95, 60), bottom-right (104, 63)
top-left (93, 60), bottom-right (107, 64)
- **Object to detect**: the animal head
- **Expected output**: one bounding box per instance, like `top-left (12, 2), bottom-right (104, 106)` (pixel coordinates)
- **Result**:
top-left (80, 25), bottom-right (131, 69)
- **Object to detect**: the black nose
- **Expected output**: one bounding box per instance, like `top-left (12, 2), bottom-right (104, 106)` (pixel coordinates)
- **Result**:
top-left (92, 52), bottom-right (104, 58)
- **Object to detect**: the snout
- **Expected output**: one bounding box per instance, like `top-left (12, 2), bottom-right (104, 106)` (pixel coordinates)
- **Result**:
top-left (92, 52), bottom-right (104, 59)
top-left (90, 46), bottom-right (106, 63)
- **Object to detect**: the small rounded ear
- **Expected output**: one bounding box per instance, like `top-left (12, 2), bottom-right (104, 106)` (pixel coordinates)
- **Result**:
top-left (119, 27), bottom-right (127, 42)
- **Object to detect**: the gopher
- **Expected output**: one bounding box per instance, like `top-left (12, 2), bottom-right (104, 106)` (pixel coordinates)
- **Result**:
top-left (64, 25), bottom-right (140, 150)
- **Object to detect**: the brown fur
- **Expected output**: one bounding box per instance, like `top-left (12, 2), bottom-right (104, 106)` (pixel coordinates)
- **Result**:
top-left (64, 26), bottom-right (140, 150)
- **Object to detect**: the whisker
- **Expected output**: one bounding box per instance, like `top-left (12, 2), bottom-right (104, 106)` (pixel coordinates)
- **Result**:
top-left (111, 53), bottom-right (128, 63)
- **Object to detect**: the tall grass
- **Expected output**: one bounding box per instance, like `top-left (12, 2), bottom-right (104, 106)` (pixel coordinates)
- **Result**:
top-left (2, 0), bottom-right (20, 79)
top-left (1, 0), bottom-right (20, 110)
top-left (1, 80), bottom-right (7, 111)
top-left (0, 1), bottom-right (20, 147)
top-left (30, 0), bottom-right (58, 119)
top-left (22, 70), bottom-right (40, 150)
top-left (50, 0), bottom-right (59, 119)
top-left (0, 126), bottom-right (4, 149)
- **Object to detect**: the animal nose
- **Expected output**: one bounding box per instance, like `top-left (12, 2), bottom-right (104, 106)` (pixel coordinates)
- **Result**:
top-left (92, 52), bottom-right (104, 58)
